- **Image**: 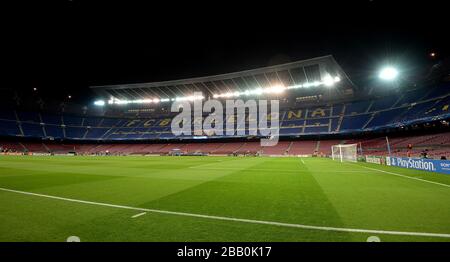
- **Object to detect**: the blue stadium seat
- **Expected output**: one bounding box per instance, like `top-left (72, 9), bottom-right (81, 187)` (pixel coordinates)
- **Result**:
top-left (370, 96), bottom-right (398, 111)
top-left (41, 114), bottom-right (62, 125)
top-left (21, 123), bottom-right (44, 137)
top-left (331, 104), bottom-right (344, 116)
top-left (340, 114), bottom-right (371, 130)
top-left (307, 107), bottom-right (331, 118)
top-left (365, 108), bottom-right (406, 128)
top-left (423, 96), bottom-right (450, 117)
top-left (159, 132), bottom-right (176, 138)
top-left (63, 116), bottom-right (83, 126)
top-left (330, 118), bottom-right (340, 132)
top-left (305, 119), bottom-right (329, 126)
top-left (45, 125), bottom-right (64, 139)
top-left (83, 117), bottom-right (103, 127)
top-left (396, 90), bottom-right (427, 106)
top-left (304, 126), bottom-right (329, 133)
top-left (85, 128), bottom-right (109, 139)
top-left (282, 120), bottom-right (304, 127)
top-left (101, 118), bottom-right (123, 127)
top-left (279, 127), bottom-right (302, 135)
top-left (140, 133), bottom-right (160, 139)
top-left (65, 127), bottom-right (87, 139)
top-left (345, 101), bottom-right (370, 115)
top-left (399, 101), bottom-right (438, 122)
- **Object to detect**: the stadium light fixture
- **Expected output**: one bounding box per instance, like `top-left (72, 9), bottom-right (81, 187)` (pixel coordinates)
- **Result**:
top-left (104, 95), bottom-right (204, 105)
top-left (266, 85), bottom-right (285, 94)
top-left (175, 94), bottom-right (204, 102)
top-left (302, 83), bottom-right (313, 88)
top-left (378, 67), bottom-right (399, 81)
top-left (252, 88), bottom-right (263, 95)
top-left (94, 100), bottom-right (105, 106)
top-left (323, 75), bottom-right (335, 87)
top-left (211, 75), bottom-right (340, 98)
top-left (98, 75), bottom-right (342, 105)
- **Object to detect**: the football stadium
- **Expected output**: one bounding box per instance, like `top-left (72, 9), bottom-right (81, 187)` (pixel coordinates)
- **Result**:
top-left (1, 52), bottom-right (449, 243)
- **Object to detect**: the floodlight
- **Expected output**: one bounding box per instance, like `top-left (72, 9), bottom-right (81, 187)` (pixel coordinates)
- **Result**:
top-left (323, 75), bottom-right (335, 87)
top-left (292, 84), bottom-right (303, 89)
top-left (253, 88), bottom-right (263, 95)
top-left (94, 100), bottom-right (105, 106)
top-left (267, 85), bottom-right (285, 94)
top-left (379, 67), bottom-right (398, 80)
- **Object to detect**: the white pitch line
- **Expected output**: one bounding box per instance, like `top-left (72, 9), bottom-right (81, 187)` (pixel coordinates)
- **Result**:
top-left (357, 165), bottom-right (450, 189)
top-left (131, 212), bottom-right (147, 218)
top-left (1, 187), bottom-right (450, 239)
top-left (300, 159), bottom-right (305, 164)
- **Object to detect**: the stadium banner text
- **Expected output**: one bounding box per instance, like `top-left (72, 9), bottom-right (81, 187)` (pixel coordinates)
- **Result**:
top-left (365, 155), bottom-right (383, 165)
top-left (386, 157), bottom-right (450, 175)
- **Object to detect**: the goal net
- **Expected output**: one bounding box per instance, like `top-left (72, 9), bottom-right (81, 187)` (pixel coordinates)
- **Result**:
top-left (331, 144), bottom-right (357, 162)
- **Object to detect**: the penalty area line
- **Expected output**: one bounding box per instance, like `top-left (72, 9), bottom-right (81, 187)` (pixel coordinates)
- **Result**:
top-left (1, 187), bottom-right (450, 239)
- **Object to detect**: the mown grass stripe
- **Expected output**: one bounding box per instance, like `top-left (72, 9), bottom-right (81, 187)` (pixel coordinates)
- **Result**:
top-left (1, 186), bottom-right (449, 239)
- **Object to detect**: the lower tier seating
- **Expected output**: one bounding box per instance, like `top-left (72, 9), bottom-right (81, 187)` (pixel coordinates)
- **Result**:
top-left (1, 132), bottom-right (449, 159)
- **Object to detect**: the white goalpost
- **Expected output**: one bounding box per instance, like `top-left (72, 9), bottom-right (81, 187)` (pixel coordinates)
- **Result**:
top-left (331, 144), bottom-right (358, 162)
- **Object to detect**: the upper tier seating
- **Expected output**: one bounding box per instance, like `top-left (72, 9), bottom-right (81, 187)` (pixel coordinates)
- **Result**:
top-left (1, 84), bottom-right (449, 141)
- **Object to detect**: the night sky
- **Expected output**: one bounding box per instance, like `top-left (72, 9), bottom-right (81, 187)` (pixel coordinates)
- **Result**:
top-left (3, 0), bottom-right (448, 105)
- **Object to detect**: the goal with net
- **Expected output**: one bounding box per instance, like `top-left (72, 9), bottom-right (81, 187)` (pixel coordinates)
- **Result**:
top-left (331, 144), bottom-right (357, 162)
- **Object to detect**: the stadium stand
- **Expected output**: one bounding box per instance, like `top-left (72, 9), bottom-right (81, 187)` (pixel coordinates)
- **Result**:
top-left (261, 141), bottom-right (292, 155)
top-left (2, 83), bottom-right (448, 141)
top-left (287, 141), bottom-right (318, 155)
top-left (1, 129), bottom-right (449, 158)
top-left (1, 55), bottom-right (449, 159)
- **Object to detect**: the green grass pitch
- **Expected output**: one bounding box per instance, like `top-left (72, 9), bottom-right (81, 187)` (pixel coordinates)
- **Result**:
top-left (0, 155), bottom-right (449, 242)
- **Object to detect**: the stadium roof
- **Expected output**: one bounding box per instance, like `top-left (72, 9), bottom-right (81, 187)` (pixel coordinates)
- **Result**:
top-left (91, 55), bottom-right (354, 100)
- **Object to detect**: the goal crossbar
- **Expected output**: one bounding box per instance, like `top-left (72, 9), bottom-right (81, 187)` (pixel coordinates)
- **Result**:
top-left (331, 144), bottom-right (357, 162)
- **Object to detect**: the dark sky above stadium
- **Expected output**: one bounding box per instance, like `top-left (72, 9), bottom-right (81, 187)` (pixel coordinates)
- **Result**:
top-left (3, 0), bottom-right (449, 105)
